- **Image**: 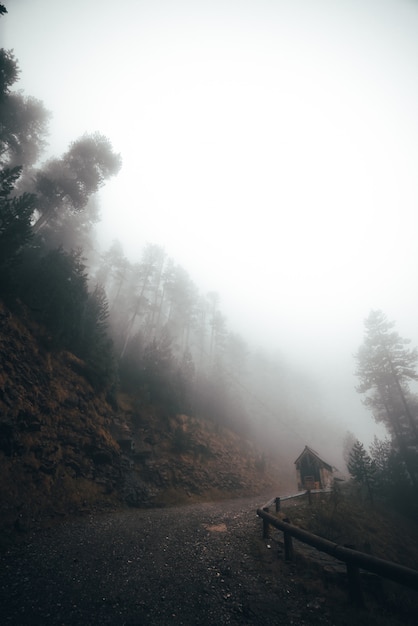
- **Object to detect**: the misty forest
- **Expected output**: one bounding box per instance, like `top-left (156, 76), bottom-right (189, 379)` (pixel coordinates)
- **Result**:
top-left (1, 4), bottom-right (418, 516)
top-left (2, 3), bottom-right (418, 623)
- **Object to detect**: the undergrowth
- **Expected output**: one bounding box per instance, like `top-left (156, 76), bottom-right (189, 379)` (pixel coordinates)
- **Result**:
top-left (255, 483), bottom-right (418, 625)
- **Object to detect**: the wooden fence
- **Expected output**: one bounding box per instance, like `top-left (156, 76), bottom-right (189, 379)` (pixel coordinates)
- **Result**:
top-left (257, 504), bottom-right (418, 606)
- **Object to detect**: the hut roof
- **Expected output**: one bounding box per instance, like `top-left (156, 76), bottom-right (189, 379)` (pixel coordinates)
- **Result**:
top-left (294, 445), bottom-right (333, 472)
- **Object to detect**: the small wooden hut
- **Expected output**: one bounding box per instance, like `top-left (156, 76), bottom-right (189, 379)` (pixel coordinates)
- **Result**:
top-left (294, 445), bottom-right (333, 490)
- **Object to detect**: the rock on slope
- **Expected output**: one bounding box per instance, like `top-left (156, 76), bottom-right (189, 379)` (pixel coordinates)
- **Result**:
top-left (0, 301), bottom-right (281, 533)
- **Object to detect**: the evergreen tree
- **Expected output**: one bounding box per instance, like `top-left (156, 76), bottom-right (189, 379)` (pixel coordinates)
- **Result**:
top-left (141, 328), bottom-right (176, 408)
top-left (355, 310), bottom-right (418, 487)
top-left (0, 48), bottom-right (19, 99)
top-left (0, 92), bottom-right (50, 169)
top-left (347, 440), bottom-right (376, 502)
top-left (74, 284), bottom-right (116, 389)
top-left (174, 347), bottom-right (195, 414)
top-left (118, 331), bottom-right (145, 395)
top-left (369, 435), bottom-right (392, 491)
top-left (119, 244), bottom-right (164, 358)
top-left (0, 166), bottom-right (36, 291)
top-left (0, 48), bottom-right (50, 169)
top-left (33, 133), bottom-right (121, 233)
top-left (21, 247), bottom-right (89, 348)
top-left (342, 430), bottom-right (357, 471)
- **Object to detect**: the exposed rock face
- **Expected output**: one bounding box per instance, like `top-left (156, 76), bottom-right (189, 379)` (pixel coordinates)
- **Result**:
top-left (0, 302), bottom-right (124, 530)
top-left (0, 301), bottom-right (280, 532)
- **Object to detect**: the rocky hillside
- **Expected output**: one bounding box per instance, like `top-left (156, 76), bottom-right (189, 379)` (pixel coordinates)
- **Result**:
top-left (0, 301), bottom-right (282, 533)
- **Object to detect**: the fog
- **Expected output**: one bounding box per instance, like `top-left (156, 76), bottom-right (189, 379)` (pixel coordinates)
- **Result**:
top-left (3, 0), bottom-right (418, 455)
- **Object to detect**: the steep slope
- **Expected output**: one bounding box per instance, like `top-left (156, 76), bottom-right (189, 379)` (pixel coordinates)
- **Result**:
top-left (0, 301), bottom-right (123, 530)
top-left (0, 301), bottom-right (282, 533)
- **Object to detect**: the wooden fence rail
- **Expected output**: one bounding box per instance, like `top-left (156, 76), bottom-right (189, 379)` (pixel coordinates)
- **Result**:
top-left (256, 506), bottom-right (418, 605)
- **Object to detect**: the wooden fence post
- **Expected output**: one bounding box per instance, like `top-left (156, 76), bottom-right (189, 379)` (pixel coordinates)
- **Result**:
top-left (256, 506), bottom-right (418, 596)
top-left (345, 545), bottom-right (365, 607)
top-left (275, 497), bottom-right (281, 512)
top-left (283, 517), bottom-right (293, 561)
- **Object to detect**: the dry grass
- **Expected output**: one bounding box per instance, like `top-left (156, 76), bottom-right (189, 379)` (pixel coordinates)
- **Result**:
top-left (286, 486), bottom-right (418, 569)
top-left (254, 485), bottom-right (418, 625)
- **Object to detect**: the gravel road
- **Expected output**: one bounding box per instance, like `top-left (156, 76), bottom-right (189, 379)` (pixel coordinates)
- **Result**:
top-left (0, 496), bottom-right (333, 625)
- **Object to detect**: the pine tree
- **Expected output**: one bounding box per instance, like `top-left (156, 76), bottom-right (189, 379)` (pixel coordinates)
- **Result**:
top-left (356, 310), bottom-right (418, 442)
top-left (348, 440), bottom-right (376, 502)
top-left (355, 310), bottom-right (418, 488)
top-left (0, 166), bottom-right (36, 291)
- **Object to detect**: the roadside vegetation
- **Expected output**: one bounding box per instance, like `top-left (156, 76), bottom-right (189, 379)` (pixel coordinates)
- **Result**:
top-left (254, 484), bottom-right (418, 625)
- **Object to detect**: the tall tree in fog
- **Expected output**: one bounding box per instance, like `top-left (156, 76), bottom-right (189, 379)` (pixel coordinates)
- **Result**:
top-left (0, 166), bottom-right (36, 289)
top-left (193, 294), bottom-right (210, 370)
top-left (0, 49), bottom-right (50, 169)
top-left (369, 435), bottom-right (393, 492)
top-left (142, 246), bottom-right (166, 338)
top-left (20, 247), bottom-right (89, 347)
top-left (355, 310), bottom-right (418, 486)
top-left (38, 195), bottom-right (101, 256)
top-left (356, 310), bottom-right (418, 440)
top-left (0, 47), bottom-right (18, 95)
top-left (342, 431), bottom-right (357, 470)
top-left (141, 327), bottom-right (177, 408)
top-left (0, 91), bottom-right (50, 169)
top-left (163, 264), bottom-right (197, 352)
top-left (95, 240), bottom-right (130, 308)
top-left (206, 292), bottom-right (227, 363)
top-left (77, 283), bottom-right (116, 388)
top-left (33, 133), bottom-right (121, 233)
top-left (120, 244), bottom-right (165, 358)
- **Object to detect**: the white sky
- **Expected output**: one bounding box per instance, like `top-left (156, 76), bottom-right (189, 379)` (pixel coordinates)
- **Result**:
top-left (3, 0), bottom-right (418, 444)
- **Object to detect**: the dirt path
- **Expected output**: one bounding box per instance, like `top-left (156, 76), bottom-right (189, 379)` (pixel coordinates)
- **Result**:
top-left (0, 496), bottom-right (334, 625)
